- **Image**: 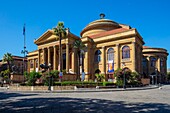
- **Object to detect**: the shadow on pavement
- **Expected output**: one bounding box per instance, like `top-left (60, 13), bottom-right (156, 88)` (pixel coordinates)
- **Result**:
top-left (0, 93), bottom-right (170, 113)
top-left (0, 92), bottom-right (38, 100)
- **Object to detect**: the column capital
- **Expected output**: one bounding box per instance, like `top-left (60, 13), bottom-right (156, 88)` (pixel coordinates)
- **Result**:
top-left (116, 44), bottom-right (119, 46)
top-left (132, 41), bottom-right (136, 44)
top-left (66, 43), bottom-right (70, 46)
top-left (147, 56), bottom-right (151, 59)
top-left (53, 45), bottom-right (56, 48)
top-left (42, 47), bottom-right (45, 50)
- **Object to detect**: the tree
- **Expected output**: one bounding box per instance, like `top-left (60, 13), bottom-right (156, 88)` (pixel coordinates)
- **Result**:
top-left (52, 22), bottom-right (67, 72)
top-left (73, 40), bottom-right (86, 80)
top-left (2, 53), bottom-right (13, 82)
top-left (1, 69), bottom-right (10, 83)
top-left (24, 71), bottom-right (41, 86)
top-left (2, 53), bottom-right (13, 72)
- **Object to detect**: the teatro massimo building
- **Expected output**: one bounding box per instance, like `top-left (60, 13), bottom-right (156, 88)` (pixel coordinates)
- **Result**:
top-left (27, 14), bottom-right (168, 83)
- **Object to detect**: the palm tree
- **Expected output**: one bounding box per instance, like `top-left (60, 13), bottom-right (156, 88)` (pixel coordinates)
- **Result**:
top-left (52, 22), bottom-right (67, 72)
top-left (73, 40), bottom-right (86, 80)
top-left (2, 53), bottom-right (13, 82)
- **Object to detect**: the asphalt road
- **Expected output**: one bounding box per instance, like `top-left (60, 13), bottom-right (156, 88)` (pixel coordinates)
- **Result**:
top-left (0, 85), bottom-right (170, 113)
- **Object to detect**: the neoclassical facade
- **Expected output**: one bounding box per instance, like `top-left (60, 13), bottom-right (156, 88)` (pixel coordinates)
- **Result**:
top-left (27, 15), bottom-right (168, 82)
top-left (142, 46), bottom-right (168, 83)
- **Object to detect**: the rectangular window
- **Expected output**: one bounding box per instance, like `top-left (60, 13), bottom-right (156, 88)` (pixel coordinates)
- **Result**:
top-left (36, 59), bottom-right (38, 68)
top-left (30, 60), bottom-right (33, 68)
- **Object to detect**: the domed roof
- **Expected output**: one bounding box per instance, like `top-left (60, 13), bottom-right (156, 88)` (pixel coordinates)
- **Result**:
top-left (143, 46), bottom-right (169, 55)
top-left (80, 16), bottom-right (121, 37)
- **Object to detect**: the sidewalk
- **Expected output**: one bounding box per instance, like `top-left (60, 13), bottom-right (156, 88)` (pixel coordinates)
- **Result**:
top-left (0, 85), bottom-right (159, 93)
top-left (53, 85), bottom-right (159, 93)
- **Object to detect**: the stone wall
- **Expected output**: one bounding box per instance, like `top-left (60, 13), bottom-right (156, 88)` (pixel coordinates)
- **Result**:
top-left (10, 74), bottom-right (25, 83)
top-left (62, 74), bottom-right (77, 81)
top-left (9, 85), bottom-right (75, 91)
top-left (141, 78), bottom-right (150, 85)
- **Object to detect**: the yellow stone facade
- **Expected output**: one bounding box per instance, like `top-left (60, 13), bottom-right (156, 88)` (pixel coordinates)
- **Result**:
top-left (27, 16), bottom-right (168, 82)
top-left (142, 46), bottom-right (168, 83)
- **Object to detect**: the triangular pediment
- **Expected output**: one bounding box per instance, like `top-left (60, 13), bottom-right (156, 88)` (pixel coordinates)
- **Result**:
top-left (34, 30), bottom-right (58, 45)
top-left (34, 29), bottom-right (80, 45)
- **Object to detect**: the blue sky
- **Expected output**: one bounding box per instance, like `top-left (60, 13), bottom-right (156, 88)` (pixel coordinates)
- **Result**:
top-left (0, 0), bottom-right (170, 68)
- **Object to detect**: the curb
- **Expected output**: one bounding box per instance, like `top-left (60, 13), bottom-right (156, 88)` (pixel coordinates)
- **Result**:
top-left (1, 85), bottom-right (159, 93)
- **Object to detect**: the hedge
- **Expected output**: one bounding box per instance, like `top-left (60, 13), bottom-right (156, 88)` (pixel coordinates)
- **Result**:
top-left (54, 81), bottom-right (115, 86)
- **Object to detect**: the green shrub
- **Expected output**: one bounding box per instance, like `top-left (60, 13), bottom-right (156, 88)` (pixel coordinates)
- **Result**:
top-left (95, 73), bottom-right (105, 82)
top-left (103, 82), bottom-right (115, 86)
top-left (116, 79), bottom-right (123, 86)
top-left (54, 81), bottom-right (103, 86)
top-left (50, 70), bottom-right (59, 78)
top-left (114, 68), bottom-right (123, 78)
top-left (129, 80), bottom-right (140, 85)
top-left (128, 71), bottom-right (141, 85)
top-left (62, 69), bottom-right (66, 75)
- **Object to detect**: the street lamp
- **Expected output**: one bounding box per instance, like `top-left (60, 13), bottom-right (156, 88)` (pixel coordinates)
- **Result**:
top-left (151, 75), bottom-right (154, 85)
top-left (48, 63), bottom-right (51, 91)
top-left (81, 50), bottom-right (85, 74)
top-left (40, 63), bottom-right (52, 91)
top-left (155, 68), bottom-right (158, 85)
top-left (122, 62), bottom-right (126, 89)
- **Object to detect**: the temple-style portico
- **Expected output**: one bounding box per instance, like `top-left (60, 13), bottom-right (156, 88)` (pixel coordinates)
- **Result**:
top-left (27, 29), bottom-right (79, 74)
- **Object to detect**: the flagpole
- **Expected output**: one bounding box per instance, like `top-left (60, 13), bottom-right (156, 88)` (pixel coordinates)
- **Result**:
top-left (21, 24), bottom-right (28, 83)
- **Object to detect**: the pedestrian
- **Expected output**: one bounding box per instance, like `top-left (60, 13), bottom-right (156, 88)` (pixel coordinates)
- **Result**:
top-left (81, 69), bottom-right (85, 81)
top-left (59, 70), bottom-right (63, 82)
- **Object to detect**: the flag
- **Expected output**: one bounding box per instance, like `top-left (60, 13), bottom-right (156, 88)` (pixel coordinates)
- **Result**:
top-left (108, 61), bottom-right (114, 73)
top-left (23, 24), bottom-right (25, 35)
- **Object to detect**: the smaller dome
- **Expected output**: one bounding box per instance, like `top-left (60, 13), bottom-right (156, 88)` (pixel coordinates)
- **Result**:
top-left (143, 46), bottom-right (169, 56)
top-left (80, 18), bottom-right (121, 37)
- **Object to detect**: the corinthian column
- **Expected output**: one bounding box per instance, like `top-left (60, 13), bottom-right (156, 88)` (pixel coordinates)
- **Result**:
top-left (48, 47), bottom-right (51, 65)
top-left (157, 57), bottom-right (161, 73)
top-left (42, 48), bottom-right (45, 64)
top-left (38, 49), bottom-right (40, 70)
top-left (66, 43), bottom-right (70, 73)
top-left (71, 48), bottom-right (76, 73)
top-left (116, 44), bottom-right (120, 69)
top-left (53, 46), bottom-right (56, 70)
top-left (101, 46), bottom-right (106, 74)
top-left (132, 42), bottom-right (136, 71)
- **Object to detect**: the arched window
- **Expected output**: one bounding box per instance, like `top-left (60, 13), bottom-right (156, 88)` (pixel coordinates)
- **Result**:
top-left (95, 50), bottom-right (101, 63)
top-left (160, 58), bottom-right (164, 67)
top-left (107, 48), bottom-right (114, 61)
top-left (151, 57), bottom-right (156, 67)
top-left (122, 46), bottom-right (130, 59)
top-left (142, 58), bottom-right (147, 67)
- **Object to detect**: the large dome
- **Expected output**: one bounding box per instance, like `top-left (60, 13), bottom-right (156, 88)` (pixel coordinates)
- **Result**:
top-left (80, 19), bottom-right (121, 37)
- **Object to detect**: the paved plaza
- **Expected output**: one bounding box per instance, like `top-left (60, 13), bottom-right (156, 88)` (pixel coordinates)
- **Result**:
top-left (0, 85), bottom-right (170, 113)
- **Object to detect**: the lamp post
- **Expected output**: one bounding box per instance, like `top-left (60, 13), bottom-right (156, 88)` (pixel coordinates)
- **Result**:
top-left (155, 68), bottom-right (158, 85)
top-left (122, 62), bottom-right (126, 89)
top-left (48, 63), bottom-right (51, 91)
top-left (81, 50), bottom-right (85, 74)
top-left (21, 24), bottom-right (28, 83)
top-left (152, 75), bottom-right (154, 85)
